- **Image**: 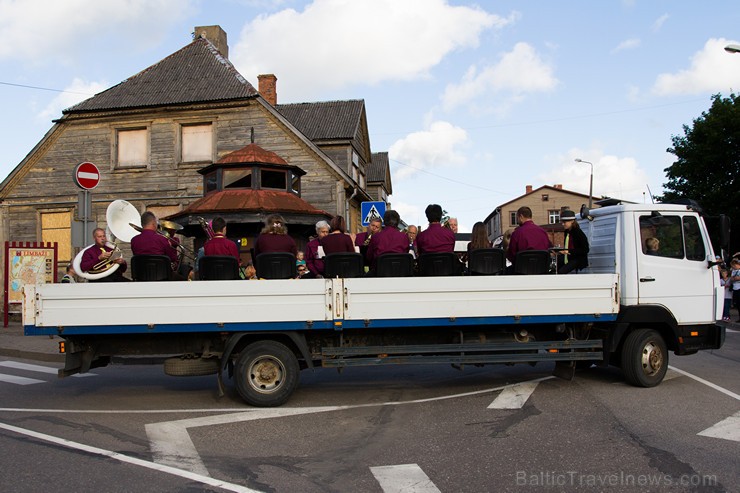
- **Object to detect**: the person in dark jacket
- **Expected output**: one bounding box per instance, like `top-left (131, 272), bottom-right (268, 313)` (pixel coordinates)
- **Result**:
top-left (557, 210), bottom-right (589, 274)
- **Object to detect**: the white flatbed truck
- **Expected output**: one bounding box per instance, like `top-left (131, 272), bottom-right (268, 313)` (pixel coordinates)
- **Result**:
top-left (22, 204), bottom-right (727, 406)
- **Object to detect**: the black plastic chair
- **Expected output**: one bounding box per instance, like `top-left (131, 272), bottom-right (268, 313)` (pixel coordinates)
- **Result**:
top-left (418, 252), bottom-right (462, 276)
top-left (131, 255), bottom-right (171, 281)
top-left (376, 253), bottom-right (414, 277)
top-left (514, 250), bottom-right (551, 275)
top-left (323, 252), bottom-right (364, 278)
top-left (468, 248), bottom-right (505, 276)
top-left (199, 255), bottom-right (240, 280)
top-left (255, 252), bottom-right (296, 279)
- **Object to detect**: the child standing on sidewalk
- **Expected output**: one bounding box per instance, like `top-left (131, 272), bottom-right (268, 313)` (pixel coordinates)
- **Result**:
top-left (720, 268), bottom-right (732, 321)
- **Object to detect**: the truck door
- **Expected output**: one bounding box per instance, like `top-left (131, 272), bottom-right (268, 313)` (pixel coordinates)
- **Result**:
top-left (636, 213), bottom-right (716, 324)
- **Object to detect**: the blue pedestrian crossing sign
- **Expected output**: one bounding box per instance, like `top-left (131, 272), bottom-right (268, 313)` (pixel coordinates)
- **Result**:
top-left (361, 201), bottom-right (386, 226)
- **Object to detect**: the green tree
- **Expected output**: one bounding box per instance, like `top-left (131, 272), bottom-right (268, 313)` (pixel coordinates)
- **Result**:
top-left (662, 93), bottom-right (740, 251)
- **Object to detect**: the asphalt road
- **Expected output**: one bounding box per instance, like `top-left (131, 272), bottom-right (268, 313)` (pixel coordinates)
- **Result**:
top-left (0, 329), bottom-right (737, 493)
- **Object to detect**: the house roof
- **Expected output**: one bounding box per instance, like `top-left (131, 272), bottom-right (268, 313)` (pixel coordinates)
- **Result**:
top-left (64, 36), bottom-right (258, 114)
top-left (276, 100), bottom-right (364, 141)
top-left (368, 152), bottom-right (388, 182)
top-left (168, 189), bottom-right (329, 219)
top-left (368, 151), bottom-right (392, 194)
top-left (484, 185), bottom-right (594, 223)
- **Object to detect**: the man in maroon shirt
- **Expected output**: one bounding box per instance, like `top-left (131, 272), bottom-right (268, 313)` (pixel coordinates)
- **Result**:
top-left (506, 206), bottom-right (552, 264)
top-left (367, 210), bottom-right (409, 270)
top-left (204, 217), bottom-right (240, 262)
top-left (354, 218), bottom-right (382, 248)
top-left (80, 228), bottom-right (128, 282)
top-left (131, 211), bottom-right (181, 279)
top-left (416, 204), bottom-right (455, 254)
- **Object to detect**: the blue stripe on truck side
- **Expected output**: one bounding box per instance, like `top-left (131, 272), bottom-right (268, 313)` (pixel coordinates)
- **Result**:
top-left (24, 313), bottom-right (616, 336)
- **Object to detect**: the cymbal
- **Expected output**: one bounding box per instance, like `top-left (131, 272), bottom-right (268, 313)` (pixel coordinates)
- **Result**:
top-left (159, 220), bottom-right (184, 231)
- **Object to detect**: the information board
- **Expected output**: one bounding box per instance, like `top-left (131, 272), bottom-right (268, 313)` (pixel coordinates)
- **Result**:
top-left (4, 242), bottom-right (58, 327)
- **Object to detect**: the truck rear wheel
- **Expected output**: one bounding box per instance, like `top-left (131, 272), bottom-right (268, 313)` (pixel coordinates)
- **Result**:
top-left (234, 341), bottom-right (299, 407)
top-left (621, 329), bottom-right (667, 387)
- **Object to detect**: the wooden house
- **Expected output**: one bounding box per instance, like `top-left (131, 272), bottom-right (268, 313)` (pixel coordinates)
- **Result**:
top-left (0, 25), bottom-right (386, 288)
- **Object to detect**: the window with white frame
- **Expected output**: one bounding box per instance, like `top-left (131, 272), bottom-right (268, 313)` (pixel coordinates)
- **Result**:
top-left (509, 211), bottom-right (517, 226)
top-left (116, 128), bottom-right (148, 168)
top-left (548, 209), bottom-right (560, 224)
top-left (181, 123), bottom-right (213, 162)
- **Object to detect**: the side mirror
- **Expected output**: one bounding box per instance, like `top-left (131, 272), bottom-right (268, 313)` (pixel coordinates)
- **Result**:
top-left (719, 214), bottom-right (731, 252)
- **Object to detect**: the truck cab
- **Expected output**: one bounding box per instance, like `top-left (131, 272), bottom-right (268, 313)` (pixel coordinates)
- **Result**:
top-left (582, 203), bottom-right (724, 358)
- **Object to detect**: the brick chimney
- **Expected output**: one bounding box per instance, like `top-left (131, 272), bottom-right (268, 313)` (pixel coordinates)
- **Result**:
top-left (525, 185), bottom-right (533, 194)
top-left (554, 184), bottom-right (563, 189)
top-left (195, 25), bottom-right (228, 58)
top-left (258, 74), bottom-right (278, 106)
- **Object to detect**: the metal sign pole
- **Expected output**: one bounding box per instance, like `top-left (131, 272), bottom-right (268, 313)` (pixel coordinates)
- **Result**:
top-left (83, 190), bottom-right (89, 243)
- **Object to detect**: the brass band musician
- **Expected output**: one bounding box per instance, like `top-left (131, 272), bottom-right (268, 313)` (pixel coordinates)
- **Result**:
top-left (80, 228), bottom-right (128, 282)
top-left (131, 211), bottom-right (183, 280)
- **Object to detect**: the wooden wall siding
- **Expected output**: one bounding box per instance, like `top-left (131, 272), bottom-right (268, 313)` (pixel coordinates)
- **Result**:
top-left (0, 100), bottom-right (360, 268)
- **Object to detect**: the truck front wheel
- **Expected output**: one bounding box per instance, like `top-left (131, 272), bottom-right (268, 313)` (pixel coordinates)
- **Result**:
top-left (621, 329), bottom-right (668, 387)
top-left (234, 341), bottom-right (299, 407)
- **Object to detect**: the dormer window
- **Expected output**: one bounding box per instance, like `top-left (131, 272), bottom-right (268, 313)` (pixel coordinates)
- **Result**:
top-left (260, 168), bottom-right (287, 190)
top-left (224, 168), bottom-right (252, 189)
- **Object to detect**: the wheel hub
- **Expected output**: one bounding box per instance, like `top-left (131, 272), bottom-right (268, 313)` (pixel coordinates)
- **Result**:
top-left (641, 341), bottom-right (663, 376)
top-left (248, 357), bottom-right (284, 393)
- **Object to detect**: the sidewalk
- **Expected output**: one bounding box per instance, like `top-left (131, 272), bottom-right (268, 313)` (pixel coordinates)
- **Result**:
top-left (1, 310), bottom-right (738, 364)
top-left (0, 316), bottom-right (64, 363)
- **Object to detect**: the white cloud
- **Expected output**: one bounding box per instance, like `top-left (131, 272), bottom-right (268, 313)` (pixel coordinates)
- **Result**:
top-left (37, 79), bottom-right (108, 122)
top-left (0, 0), bottom-right (192, 62)
top-left (231, 0), bottom-right (514, 100)
top-left (652, 38), bottom-right (740, 96)
top-left (441, 42), bottom-right (558, 112)
top-left (539, 149), bottom-right (650, 204)
top-left (388, 121), bottom-right (469, 180)
top-left (611, 38), bottom-right (641, 54)
top-left (652, 13), bottom-right (669, 32)
top-left (391, 201), bottom-right (423, 228)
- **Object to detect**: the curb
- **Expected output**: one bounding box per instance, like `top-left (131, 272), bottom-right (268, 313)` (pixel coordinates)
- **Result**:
top-left (0, 347), bottom-right (65, 363)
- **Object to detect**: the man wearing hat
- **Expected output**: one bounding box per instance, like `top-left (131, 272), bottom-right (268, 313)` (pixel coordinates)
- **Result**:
top-left (557, 209), bottom-right (589, 274)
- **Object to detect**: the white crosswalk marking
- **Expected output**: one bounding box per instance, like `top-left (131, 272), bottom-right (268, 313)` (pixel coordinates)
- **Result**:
top-left (370, 464), bottom-right (441, 493)
top-left (0, 374), bottom-right (44, 385)
top-left (0, 360), bottom-right (95, 377)
top-left (488, 381), bottom-right (540, 409)
top-left (697, 411), bottom-right (740, 443)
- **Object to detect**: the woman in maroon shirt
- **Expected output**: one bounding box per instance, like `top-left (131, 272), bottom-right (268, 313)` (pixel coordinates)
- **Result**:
top-left (253, 214), bottom-right (298, 257)
top-left (320, 215), bottom-right (355, 254)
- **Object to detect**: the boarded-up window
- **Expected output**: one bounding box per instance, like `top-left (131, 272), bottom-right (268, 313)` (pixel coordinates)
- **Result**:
top-left (182, 124), bottom-right (213, 162)
top-left (41, 211), bottom-right (72, 262)
top-left (117, 128), bottom-right (148, 168)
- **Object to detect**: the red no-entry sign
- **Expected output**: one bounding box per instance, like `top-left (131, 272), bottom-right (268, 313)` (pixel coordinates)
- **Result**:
top-left (74, 162), bottom-right (100, 190)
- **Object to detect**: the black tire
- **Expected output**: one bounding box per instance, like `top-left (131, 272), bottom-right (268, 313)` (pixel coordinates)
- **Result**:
top-left (234, 340), bottom-right (299, 407)
top-left (164, 356), bottom-right (219, 376)
top-left (621, 329), bottom-right (668, 387)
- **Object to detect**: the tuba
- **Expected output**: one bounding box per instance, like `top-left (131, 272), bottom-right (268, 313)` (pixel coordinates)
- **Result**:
top-left (72, 200), bottom-right (141, 280)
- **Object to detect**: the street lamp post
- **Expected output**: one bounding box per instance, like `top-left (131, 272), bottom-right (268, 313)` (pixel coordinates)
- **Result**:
top-left (575, 158), bottom-right (593, 209)
top-left (725, 44), bottom-right (740, 54)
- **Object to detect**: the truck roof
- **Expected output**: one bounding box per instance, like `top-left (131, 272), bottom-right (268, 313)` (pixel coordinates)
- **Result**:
top-left (584, 202), bottom-right (700, 218)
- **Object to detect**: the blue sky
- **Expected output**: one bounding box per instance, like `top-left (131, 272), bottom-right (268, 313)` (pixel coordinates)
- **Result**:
top-left (1, 0), bottom-right (739, 232)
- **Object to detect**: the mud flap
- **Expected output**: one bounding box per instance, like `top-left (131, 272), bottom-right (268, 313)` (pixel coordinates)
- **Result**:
top-left (553, 361), bottom-right (576, 381)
